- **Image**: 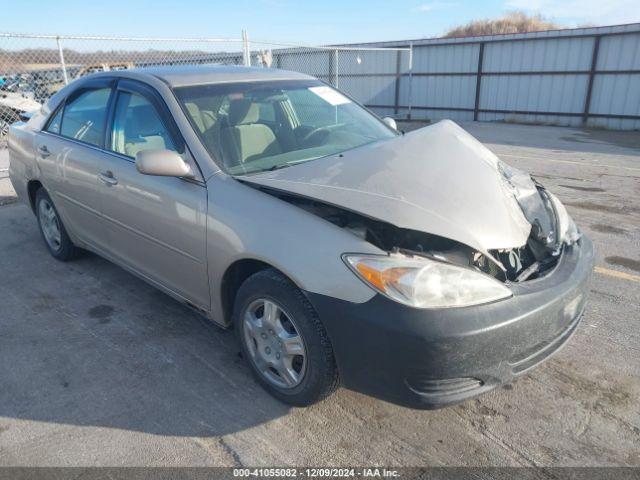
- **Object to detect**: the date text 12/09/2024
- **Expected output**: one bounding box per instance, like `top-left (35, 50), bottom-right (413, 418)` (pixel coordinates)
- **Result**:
top-left (233, 468), bottom-right (400, 478)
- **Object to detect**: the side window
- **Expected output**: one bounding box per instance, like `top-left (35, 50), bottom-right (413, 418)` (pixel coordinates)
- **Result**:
top-left (110, 91), bottom-right (177, 158)
top-left (59, 88), bottom-right (111, 147)
top-left (45, 106), bottom-right (63, 134)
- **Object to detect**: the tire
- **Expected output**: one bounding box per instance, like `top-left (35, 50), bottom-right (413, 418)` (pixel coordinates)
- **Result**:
top-left (234, 268), bottom-right (339, 406)
top-left (35, 187), bottom-right (76, 261)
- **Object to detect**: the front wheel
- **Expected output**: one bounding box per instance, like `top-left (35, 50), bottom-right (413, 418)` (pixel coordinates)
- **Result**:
top-left (234, 269), bottom-right (339, 406)
top-left (35, 188), bottom-right (76, 261)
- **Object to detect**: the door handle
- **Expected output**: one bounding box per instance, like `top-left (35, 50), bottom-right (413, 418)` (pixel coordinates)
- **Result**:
top-left (38, 145), bottom-right (51, 157)
top-left (98, 171), bottom-right (118, 186)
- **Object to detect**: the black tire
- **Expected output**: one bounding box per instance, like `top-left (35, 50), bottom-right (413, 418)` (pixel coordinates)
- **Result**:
top-left (35, 187), bottom-right (76, 261)
top-left (233, 268), bottom-right (339, 406)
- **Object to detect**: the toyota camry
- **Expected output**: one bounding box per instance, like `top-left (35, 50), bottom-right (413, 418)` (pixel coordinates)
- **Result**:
top-left (8, 66), bottom-right (594, 408)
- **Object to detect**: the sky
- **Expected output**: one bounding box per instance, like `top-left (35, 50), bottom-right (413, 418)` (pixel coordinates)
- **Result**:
top-left (2, 0), bottom-right (640, 44)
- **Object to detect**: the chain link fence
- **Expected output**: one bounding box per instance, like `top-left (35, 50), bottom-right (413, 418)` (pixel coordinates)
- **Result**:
top-left (0, 33), bottom-right (248, 142)
top-left (249, 40), bottom-right (412, 118)
top-left (0, 32), bottom-right (412, 146)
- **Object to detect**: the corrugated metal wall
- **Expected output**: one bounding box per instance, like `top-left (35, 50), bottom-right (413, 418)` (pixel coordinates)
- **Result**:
top-left (339, 23), bottom-right (640, 130)
top-left (270, 47), bottom-right (405, 109)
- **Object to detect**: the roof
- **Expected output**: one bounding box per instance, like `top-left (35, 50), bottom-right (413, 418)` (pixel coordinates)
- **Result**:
top-left (127, 65), bottom-right (314, 87)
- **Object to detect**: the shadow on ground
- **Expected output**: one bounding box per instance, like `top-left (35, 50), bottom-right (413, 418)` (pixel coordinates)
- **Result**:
top-left (0, 204), bottom-right (290, 437)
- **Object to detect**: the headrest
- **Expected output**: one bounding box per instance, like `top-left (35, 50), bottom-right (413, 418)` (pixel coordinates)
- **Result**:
top-left (184, 102), bottom-right (205, 132)
top-left (228, 99), bottom-right (259, 126)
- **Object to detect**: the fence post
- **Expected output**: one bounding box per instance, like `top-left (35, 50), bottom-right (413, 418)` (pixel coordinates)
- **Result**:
top-left (334, 49), bottom-right (339, 88)
top-left (407, 42), bottom-right (413, 120)
top-left (473, 42), bottom-right (485, 121)
top-left (242, 30), bottom-right (251, 66)
top-left (56, 36), bottom-right (69, 85)
top-left (393, 49), bottom-right (402, 116)
top-left (582, 35), bottom-right (601, 126)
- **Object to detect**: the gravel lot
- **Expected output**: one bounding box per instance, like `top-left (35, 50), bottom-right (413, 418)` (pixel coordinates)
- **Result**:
top-left (0, 121), bottom-right (638, 466)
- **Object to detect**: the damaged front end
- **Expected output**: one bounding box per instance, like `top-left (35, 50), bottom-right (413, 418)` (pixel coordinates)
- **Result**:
top-left (239, 120), bottom-right (581, 296)
top-left (492, 161), bottom-right (581, 281)
top-left (251, 171), bottom-right (580, 288)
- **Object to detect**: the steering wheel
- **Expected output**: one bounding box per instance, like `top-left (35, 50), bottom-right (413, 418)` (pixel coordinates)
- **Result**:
top-left (302, 123), bottom-right (347, 145)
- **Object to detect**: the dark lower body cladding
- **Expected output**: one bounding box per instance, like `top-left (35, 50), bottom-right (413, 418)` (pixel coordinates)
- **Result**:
top-left (307, 236), bottom-right (595, 409)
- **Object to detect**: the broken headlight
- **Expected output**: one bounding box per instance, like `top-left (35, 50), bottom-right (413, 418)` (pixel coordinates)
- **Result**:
top-left (343, 253), bottom-right (512, 309)
top-left (548, 192), bottom-right (581, 247)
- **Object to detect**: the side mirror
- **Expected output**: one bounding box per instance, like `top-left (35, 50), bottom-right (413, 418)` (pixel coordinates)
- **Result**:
top-left (135, 149), bottom-right (194, 178)
top-left (382, 117), bottom-right (397, 130)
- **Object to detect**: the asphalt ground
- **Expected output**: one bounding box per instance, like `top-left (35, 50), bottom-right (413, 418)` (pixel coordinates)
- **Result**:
top-left (0, 121), bottom-right (638, 466)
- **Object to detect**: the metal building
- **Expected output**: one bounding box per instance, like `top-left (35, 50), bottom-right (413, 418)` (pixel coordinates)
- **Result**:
top-left (348, 23), bottom-right (640, 130)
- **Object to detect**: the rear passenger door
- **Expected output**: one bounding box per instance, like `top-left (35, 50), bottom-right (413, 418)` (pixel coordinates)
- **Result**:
top-left (99, 79), bottom-right (209, 308)
top-left (36, 79), bottom-right (115, 251)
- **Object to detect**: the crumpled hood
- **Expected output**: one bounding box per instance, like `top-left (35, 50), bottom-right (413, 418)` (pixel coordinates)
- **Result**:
top-left (242, 120), bottom-right (544, 254)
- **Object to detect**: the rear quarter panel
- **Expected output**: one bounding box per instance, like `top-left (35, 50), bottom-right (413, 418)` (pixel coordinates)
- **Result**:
top-left (7, 121), bottom-right (38, 206)
top-left (7, 87), bottom-right (70, 207)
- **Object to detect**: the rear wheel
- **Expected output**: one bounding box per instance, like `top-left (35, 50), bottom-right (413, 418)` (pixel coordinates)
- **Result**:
top-left (35, 188), bottom-right (76, 261)
top-left (234, 269), bottom-right (339, 406)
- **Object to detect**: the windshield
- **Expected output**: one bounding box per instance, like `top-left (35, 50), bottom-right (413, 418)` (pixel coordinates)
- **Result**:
top-left (175, 80), bottom-right (398, 175)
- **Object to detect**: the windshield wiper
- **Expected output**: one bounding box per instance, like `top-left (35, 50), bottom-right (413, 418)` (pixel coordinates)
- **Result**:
top-left (268, 163), bottom-right (291, 171)
top-left (263, 155), bottom-right (328, 173)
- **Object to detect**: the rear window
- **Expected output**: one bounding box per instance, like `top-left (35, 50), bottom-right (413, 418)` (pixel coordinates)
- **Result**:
top-left (59, 88), bottom-right (111, 147)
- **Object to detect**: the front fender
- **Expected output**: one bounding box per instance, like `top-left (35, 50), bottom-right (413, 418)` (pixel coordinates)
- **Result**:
top-left (205, 174), bottom-right (380, 325)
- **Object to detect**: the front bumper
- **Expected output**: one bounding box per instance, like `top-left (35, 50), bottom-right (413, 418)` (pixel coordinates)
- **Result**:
top-left (307, 235), bottom-right (595, 409)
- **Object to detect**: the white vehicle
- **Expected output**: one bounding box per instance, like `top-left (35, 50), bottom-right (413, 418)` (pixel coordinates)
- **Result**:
top-left (0, 87), bottom-right (41, 135)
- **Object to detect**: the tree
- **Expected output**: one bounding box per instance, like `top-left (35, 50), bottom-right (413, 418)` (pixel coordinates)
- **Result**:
top-left (445, 11), bottom-right (562, 38)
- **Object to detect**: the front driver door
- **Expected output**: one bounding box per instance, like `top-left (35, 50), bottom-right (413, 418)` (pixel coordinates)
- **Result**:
top-left (98, 79), bottom-right (209, 309)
